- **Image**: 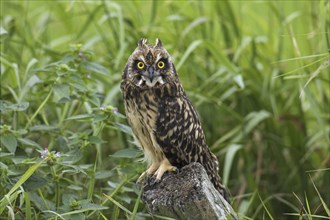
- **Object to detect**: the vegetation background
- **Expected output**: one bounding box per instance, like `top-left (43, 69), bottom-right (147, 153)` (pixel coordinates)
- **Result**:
top-left (1, 0), bottom-right (329, 219)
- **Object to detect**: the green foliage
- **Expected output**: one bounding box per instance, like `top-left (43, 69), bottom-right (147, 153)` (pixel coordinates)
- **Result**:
top-left (1, 0), bottom-right (329, 219)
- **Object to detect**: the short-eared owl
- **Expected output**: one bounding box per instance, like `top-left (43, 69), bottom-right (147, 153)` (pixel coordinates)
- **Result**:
top-left (120, 38), bottom-right (229, 201)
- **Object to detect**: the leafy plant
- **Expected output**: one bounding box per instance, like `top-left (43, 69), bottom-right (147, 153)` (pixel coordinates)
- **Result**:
top-left (1, 1), bottom-right (329, 219)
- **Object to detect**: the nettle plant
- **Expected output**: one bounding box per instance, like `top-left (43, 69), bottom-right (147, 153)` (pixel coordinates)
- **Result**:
top-left (0, 45), bottom-right (140, 218)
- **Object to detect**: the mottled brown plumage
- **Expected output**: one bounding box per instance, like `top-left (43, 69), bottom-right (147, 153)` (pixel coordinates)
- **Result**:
top-left (120, 38), bottom-right (229, 201)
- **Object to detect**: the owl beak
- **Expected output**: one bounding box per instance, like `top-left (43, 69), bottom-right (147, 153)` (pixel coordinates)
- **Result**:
top-left (147, 66), bottom-right (155, 81)
top-left (142, 66), bottom-right (161, 87)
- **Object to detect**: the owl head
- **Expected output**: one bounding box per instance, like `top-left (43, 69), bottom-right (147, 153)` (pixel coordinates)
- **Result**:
top-left (122, 38), bottom-right (178, 89)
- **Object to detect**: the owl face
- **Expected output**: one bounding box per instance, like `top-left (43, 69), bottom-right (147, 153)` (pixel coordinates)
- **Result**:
top-left (123, 38), bottom-right (177, 89)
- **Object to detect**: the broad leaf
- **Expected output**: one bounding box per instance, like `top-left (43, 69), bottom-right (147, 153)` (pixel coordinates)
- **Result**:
top-left (17, 138), bottom-right (42, 149)
top-left (65, 114), bottom-right (93, 120)
top-left (22, 174), bottom-right (48, 191)
top-left (53, 83), bottom-right (71, 100)
top-left (83, 61), bottom-right (110, 75)
top-left (0, 100), bottom-right (29, 112)
top-left (114, 123), bottom-right (132, 135)
top-left (1, 134), bottom-right (17, 153)
top-left (93, 114), bottom-right (108, 123)
top-left (88, 136), bottom-right (106, 144)
top-left (29, 125), bottom-right (58, 131)
top-left (110, 148), bottom-right (141, 159)
top-left (95, 170), bottom-right (115, 179)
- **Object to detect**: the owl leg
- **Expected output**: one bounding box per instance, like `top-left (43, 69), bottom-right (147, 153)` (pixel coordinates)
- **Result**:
top-left (153, 158), bottom-right (177, 181)
top-left (137, 162), bottom-right (160, 183)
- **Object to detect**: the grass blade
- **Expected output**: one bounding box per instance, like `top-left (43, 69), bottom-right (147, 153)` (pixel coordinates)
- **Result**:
top-left (257, 193), bottom-right (274, 220)
top-left (0, 158), bottom-right (46, 214)
top-left (103, 194), bottom-right (132, 215)
top-left (223, 144), bottom-right (241, 185)
top-left (176, 40), bottom-right (202, 71)
top-left (130, 186), bottom-right (143, 220)
top-left (311, 176), bottom-right (330, 217)
top-left (24, 192), bottom-right (31, 220)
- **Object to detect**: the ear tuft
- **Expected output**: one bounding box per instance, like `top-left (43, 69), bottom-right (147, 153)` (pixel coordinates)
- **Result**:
top-left (138, 38), bottom-right (147, 47)
top-left (155, 38), bottom-right (162, 48)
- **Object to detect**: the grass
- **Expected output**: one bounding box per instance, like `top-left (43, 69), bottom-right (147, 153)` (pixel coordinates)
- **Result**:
top-left (1, 0), bottom-right (329, 219)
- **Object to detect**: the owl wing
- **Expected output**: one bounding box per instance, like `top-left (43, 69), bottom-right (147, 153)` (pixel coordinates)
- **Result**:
top-left (154, 91), bottom-right (229, 200)
top-left (155, 92), bottom-right (209, 167)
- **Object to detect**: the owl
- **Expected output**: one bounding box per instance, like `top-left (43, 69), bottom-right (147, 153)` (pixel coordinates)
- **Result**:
top-left (120, 38), bottom-right (229, 201)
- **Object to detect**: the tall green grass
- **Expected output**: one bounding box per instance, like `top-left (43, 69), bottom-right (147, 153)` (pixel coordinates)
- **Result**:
top-left (1, 1), bottom-right (329, 219)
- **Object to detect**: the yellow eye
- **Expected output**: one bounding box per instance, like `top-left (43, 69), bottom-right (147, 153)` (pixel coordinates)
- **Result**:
top-left (137, 61), bottom-right (144, 69)
top-left (157, 61), bottom-right (165, 69)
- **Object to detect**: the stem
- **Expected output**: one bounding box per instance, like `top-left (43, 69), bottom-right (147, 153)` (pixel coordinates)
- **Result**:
top-left (38, 189), bottom-right (50, 210)
top-left (94, 121), bottom-right (105, 167)
top-left (51, 166), bottom-right (60, 208)
top-left (88, 161), bottom-right (96, 200)
top-left (41, 110), bottom-right (50, 126)
top-left (61, 100), bottom-right (83, 130)
top-left (58, 102), bottom-right (70, 127)
top-left (25, 87), bottom-right (53, 129)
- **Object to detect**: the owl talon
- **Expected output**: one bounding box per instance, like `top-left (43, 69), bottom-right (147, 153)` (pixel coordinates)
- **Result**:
top-left (153, 158), bottom-right (177, 181)
top-left (148, 177), bottom-right (160, 186)
top-left (137, 162), bottom-right (160, 183)
top-left (137, 171), bottom-right (147, 183)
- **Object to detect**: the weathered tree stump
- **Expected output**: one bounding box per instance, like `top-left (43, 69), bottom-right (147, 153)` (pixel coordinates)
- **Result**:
top-left (142, 162), bottom-right (238, 220)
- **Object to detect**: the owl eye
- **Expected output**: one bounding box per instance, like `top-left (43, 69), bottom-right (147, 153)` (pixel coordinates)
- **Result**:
top-left (137, 61), bottom-right (145, 69)
top-left (157, 61), bottom-right (165, 69)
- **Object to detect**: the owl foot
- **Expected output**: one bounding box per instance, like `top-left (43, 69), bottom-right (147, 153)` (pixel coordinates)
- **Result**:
top-left (137, 162), bottom-right (160, 183)
top-left (153, 158), bottom-right (177, 181)
top-left (137, 172), bottom-right (147, 183)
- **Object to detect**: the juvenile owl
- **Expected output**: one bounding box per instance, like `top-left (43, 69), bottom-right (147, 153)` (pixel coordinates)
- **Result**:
top-left (120, 38), bottom-right (229, 201)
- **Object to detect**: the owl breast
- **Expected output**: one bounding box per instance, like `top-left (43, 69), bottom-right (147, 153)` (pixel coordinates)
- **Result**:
top-left (121, 80), bottom-right (185, 167)
top-left (122, 82), bottom-right (163, 166)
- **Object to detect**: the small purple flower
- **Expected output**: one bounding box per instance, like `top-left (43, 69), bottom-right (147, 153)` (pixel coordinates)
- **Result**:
top-left (99, 105), bottom-right (105, 111)
top-left (112, 107), bottom-right (118, 114)
top-left (41, 148), bottom-right (49, 158)
top-left (40, 148), bottom-right (61, 162)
